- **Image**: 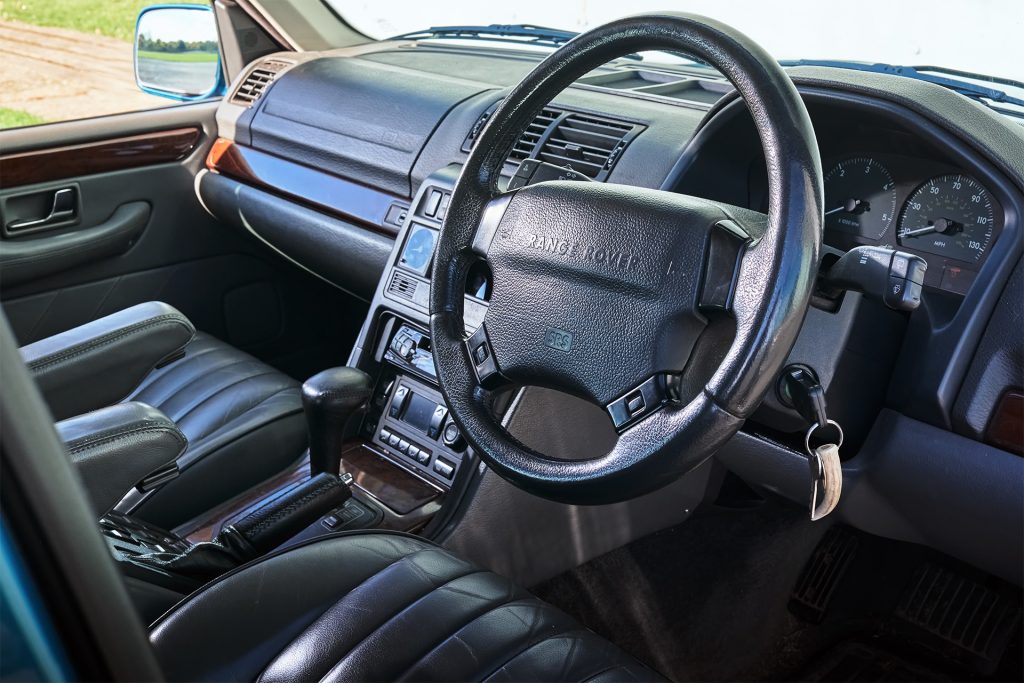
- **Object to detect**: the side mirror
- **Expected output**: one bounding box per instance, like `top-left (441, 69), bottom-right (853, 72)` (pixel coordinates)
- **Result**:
top-left (134, 4), bottom-right (225, 101)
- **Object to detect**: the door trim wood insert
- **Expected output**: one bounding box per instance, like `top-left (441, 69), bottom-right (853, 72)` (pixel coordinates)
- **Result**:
top-left (0, 127), bottom-right (202, 189)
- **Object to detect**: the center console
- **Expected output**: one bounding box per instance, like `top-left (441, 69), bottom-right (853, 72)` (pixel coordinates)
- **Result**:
top-left (106, 166), bottom-right (492, 622)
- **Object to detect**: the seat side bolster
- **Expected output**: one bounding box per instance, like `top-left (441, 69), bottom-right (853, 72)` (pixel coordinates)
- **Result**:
top-left (58, 402), bottom-right (188, 515)
top-left (20, 301), bottom-right (196, 420)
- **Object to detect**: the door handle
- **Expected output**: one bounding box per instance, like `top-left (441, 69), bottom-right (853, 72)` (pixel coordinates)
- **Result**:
top-left (7, 188), bottom-right (77, 232)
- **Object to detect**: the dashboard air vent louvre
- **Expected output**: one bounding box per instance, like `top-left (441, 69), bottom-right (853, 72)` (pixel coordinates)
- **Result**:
top-left (508, 107), bottom-right (560, 161)
top-left (463, 106), bottom-right (560, 161)
top-left (537, 113), bottom-right (637, 179)
top-left (231, 59), bottom-right (292, 107)
top-left (388, 271), bottom-right (419, 301)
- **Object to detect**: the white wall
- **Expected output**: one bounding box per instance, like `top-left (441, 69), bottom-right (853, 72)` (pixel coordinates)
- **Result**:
top-left (337, 0), bottom-right (1023, 79)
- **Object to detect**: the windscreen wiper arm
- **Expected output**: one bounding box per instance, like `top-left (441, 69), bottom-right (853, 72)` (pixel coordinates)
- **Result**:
top-left (779, 59), bottom-right (1024, 108)
top-left (389, 24), bottom-right (579, 49)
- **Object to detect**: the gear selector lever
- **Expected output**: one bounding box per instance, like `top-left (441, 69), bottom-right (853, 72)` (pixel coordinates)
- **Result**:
top-left (302, 367), bottom-right (374, 477)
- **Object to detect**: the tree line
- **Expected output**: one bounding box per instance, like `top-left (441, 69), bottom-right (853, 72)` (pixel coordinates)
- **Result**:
top-left (138, 36), bottom-right (217, 53)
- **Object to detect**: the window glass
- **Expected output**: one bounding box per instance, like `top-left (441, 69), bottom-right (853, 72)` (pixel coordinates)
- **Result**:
top-left (0, 0), bottom-right (211, 130)
top-left (332, 0), bottom-right (1020, 79)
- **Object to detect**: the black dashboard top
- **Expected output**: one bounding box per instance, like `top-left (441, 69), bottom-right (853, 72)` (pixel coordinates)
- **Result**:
top-left (209, 41), bottom-right (1024, 437)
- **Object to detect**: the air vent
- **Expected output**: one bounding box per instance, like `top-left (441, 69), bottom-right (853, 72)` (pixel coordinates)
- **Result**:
top-left (462, 106), bottom-right (559, 161)
top-left (464, 107), bottom-right (640, 180)
top-left (537, 113), bottom-right (637, 179)
top-left (387, 271), bottom-right (419, 302)
top-left (231, 59), bottom-right (292, 107)
top-left (508, 107), bottom-right (559, 161)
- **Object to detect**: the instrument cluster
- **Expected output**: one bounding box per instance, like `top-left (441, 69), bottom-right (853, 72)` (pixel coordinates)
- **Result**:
top-left (822, 154), bottom-right (1004, 295)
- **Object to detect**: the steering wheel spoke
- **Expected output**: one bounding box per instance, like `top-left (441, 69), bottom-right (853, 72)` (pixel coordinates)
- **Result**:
top-left (470, 192), bottom-right (515, 257)
top-left (605, 373), bottom-right (681, 433)
top-left (464, 322), bottom-right (508, 391)
top-left (698, 218), bottom-right (754, 316)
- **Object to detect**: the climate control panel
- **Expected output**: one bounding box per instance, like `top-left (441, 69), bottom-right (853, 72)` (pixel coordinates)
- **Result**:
top-left (373, 373), bottom-right (467, 487)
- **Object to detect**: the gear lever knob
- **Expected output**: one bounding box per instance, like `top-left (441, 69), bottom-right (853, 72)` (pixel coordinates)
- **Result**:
top-left (301, 367), bottom-right (373, 476)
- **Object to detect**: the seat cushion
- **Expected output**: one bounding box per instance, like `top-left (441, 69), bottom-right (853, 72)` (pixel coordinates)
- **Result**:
top-left (126, 332), bottom-right (307, 527)
top-left (150, 532), bottom-right (663, 682)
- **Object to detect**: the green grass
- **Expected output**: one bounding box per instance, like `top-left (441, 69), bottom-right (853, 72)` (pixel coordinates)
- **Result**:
top-left (0, 107), bottom-right (46, 129)
top-left (0, 0), bottom-right (207, 42)
top-left (138, 49), bottom-right (217, 63)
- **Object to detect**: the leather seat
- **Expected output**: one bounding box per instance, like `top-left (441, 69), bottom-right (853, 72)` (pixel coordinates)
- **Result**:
top-left (150, 532), bottom-right (662, 682)
top-left (20, 301), bottom-right (307, 527)
top-left (125, 332), bottom-right (306, 526)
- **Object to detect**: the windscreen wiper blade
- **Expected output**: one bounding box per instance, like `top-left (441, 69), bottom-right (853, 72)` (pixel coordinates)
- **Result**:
top-left (389, 24), bottom-right (579, 49)
top-left (779, 59), bottom-right (1024, 108)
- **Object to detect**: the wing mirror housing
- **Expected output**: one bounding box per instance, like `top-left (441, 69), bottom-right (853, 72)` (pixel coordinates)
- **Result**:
top-left (134, 4), bottom-right (226, 101)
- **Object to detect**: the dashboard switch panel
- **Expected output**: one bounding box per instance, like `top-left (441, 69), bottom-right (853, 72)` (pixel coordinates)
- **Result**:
top-left (374, 372), bottom-right (467, 488)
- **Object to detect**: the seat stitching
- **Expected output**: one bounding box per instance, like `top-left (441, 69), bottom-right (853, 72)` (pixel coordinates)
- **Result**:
top-left (26, 315), bottom-right (192, 370)
top-left (397, 598), bottom-right (549, 681)
top-left (185, 386), bottom-right (302, 445)
top-left (579, 663), bottom-right (649, 683)
top-left (128, 343), bottom-right (237, 400)
top-left (66, 425), bottom-right (186, 455)
top-left (159, 369), bottom-right (281, 426)
top-left (318, 568), bottom-right (486, 682)
top-left (478, 627), bottom-right (597, 683)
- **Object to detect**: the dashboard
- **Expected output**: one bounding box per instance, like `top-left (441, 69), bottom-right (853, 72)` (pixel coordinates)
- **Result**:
top-left (198, 42), bottom-right (1024, 584)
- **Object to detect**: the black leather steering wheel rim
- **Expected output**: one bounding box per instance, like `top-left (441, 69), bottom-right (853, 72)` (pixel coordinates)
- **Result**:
top-left (430, 12), bottom-right (822, 505)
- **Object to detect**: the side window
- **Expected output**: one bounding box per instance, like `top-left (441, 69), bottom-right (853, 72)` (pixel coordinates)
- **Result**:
top-left (0, 1), bottom-right (222, 131)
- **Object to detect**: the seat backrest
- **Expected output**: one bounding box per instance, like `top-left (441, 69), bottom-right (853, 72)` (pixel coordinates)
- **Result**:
top-left (0, 312), bottom-right (163, 681)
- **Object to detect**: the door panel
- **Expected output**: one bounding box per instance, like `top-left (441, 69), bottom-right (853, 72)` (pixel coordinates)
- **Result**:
top-left (0, 103), bottom-right (365, 379)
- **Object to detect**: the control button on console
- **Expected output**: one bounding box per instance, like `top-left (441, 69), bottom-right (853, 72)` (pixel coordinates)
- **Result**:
top-left (433, 458), bottom-right (455, 479)
top-left (427, 404), bottom-right (448, 439)
top-left (398, 439), bottom-right (410, 454)
top-left (442, 420), bottom-right (467, 452)
top-left (389, 385), bottom-right (410, 418)
top-left (437, 193), bottom-right (451, 220)
top-left (322, 514), bottom-right (340, 529)
top-left (378, 429), bottom-right (391, 443)
top-left (407, 445), bottom-right (420, 460)
top-left (423, 189), bottom-right (443, 217)
top-left (387, 433), bottom-right (401, 449)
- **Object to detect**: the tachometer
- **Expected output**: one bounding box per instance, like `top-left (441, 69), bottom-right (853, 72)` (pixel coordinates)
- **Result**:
top-left (824, 157), bottom-right (897, 239)
top-left (897, 174), bottom-right (994, 263)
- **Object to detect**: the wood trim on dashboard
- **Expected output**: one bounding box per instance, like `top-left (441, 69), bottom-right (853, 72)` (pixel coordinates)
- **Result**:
top-left (0, 127), bottom-right (202, 189)
top-left (205, 138), bottom-right (404, 237)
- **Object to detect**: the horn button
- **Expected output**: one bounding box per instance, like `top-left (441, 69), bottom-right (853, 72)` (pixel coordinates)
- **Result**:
top-left (476, 181), bottom-right (736, 408)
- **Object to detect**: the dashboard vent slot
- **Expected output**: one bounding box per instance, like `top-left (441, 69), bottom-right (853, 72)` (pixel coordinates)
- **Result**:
top-left (388, 271), bottom-right (419, 301)
top-left (463, 106), bottom-right (560, 161)
top-left (508, 107), bottom-right (560, 162)
top-left (231, 59), bottom-right (292, 107)
top-left (537, 113), bottom-right (638, 179)
top-left (464, 107), bottom-right (641, 180)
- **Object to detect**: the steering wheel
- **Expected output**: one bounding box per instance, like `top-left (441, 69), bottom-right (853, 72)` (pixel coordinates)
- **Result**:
top-left (430, 12), bottom-right (822, 505)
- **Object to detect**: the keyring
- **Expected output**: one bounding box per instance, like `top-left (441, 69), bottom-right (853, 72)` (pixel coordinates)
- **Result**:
top-left (805, 419), bottom-right (844, 455)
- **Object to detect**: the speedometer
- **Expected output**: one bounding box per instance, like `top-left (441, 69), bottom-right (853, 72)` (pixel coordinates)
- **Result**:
top-left (897, 174), bottom-right (994, 263)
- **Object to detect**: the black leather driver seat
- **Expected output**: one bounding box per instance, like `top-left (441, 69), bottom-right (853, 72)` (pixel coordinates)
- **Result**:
top-left (150, 532), bottom-right (663, 682)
